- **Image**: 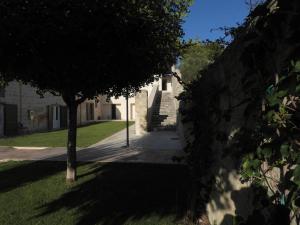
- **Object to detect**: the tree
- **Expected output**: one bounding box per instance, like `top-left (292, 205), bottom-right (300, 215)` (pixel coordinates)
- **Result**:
top-left (179, 40), bottom-right (223, 83)
top-left (0, 0), bottom-right (191, 182)
top-left (245, 0), bottom-right (265, 11)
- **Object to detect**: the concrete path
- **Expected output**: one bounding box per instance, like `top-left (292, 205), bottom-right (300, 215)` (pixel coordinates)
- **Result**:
top-left (0, 126), bottom-right (185, 164)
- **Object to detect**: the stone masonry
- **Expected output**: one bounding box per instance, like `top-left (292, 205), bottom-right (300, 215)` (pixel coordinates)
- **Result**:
top-left (151, 91), bottom-right (176, 131)
top-left (135, 90), bottom-right (148, 135)
top-left (0, 81), bottom-right (65, 133)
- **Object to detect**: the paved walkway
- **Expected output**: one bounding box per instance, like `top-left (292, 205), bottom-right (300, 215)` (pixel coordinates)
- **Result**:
top-left (0, 126), bottom-right (185, 164)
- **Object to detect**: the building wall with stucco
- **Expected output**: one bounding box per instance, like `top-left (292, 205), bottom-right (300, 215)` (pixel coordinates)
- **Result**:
top-left (0, 81), bottom-right (101, 136)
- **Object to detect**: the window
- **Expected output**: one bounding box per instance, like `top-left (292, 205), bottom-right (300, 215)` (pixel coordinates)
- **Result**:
top-left (55, 106), bottom-right (59, 120)
top-left (0, 86), bottom-right (5, 97)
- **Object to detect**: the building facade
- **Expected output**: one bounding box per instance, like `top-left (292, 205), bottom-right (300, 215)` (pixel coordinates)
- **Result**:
top-left (0, 81), bottom-right (102, 136)
top-left (0, 68), bottom-right (182, 137)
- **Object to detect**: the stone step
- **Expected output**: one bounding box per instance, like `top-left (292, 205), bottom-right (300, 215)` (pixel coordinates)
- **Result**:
top-left (151, 91), bottom-right (177, 130)
top-left (152, 121), bottom-right (176, 125)
top-left (153, 113), bottom-right (175, 116)
top-left (152, 123), bottom-right (176, 126)
top-left (152, 117), bottom-right (176, 121)
top-left (152, 118), bottom-right (176, 121)
top-left (152, 109), bottom-right (176, 112)
top-left (153, 126), bottom-right (176, 131)
top-left (152, 116), bottom-right (176, 119)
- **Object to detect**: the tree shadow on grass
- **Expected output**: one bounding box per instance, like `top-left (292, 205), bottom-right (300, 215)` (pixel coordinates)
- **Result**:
top-left (0, 160), bottom-right (66, 193)
top-left (36, 163), bottom-right (191, 225)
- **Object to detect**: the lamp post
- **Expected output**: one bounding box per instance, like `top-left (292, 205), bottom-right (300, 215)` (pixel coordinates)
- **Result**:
top-left (126, 88), bottom-right (129, 147)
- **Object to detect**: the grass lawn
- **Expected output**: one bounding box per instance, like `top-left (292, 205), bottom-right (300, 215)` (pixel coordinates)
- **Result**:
top-left (0, 161), bottom-right (190, 225)
top-left (0, 121), bottom-right (133, 148)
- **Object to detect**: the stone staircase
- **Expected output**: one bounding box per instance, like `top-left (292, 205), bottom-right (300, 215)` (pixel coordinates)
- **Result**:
top-left (151, 91), bottom-right (177, 131)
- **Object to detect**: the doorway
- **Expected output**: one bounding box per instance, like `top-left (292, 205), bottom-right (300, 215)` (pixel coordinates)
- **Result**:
top-left (162, 78), bottom-right (168, 91)
top-left (4, 104), bottom-right (18, 136)
top-left (111, 104), bottom-right (117, 120)
top-left (52, 105), bottom-right (60, 129)
top-left (111, 104), bottom-right (121, 120)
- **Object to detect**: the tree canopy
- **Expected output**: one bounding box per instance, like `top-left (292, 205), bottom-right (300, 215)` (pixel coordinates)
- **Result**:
top-left (179, 40), bottom-right (223, 83)
top-left (0, 0), bottom-right (192, 181)
top-left (0, 0), bottom-right (191, 98)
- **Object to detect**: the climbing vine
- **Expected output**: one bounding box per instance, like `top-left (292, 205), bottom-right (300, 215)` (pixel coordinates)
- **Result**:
top-left (239, 61), bottom-right (300, 224)
top-left (179, 0), bottom-right (300, 224)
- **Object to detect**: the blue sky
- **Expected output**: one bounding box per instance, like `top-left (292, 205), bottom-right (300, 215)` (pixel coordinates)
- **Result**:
top-left (183, 0), bottom-right (250, 41)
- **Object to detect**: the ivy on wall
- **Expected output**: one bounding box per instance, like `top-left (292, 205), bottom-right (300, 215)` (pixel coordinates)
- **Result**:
top-left (238, 61), bottom-right (300, 224)
top-left (179, 0), bottom-right (300, 224)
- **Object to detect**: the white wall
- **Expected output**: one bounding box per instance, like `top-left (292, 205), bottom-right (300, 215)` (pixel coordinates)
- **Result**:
top-left (101, 104), bottom-right (112, 120)
top-left (130, 103), bottom-right (136, 120)
top-left (102, 95), bottom-right (135, 121)
top-left (100, 79), bottom-right (160, 121)
top-left (77, 100), bottom-right (101, 126)
top-left (0, 81), bottom-right (65, 131)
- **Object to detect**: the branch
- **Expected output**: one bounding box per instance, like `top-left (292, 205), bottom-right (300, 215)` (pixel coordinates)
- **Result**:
top-left (172, 72), bottom-right (186, 86)
top-left (260, 167), bottom-right (279, 196)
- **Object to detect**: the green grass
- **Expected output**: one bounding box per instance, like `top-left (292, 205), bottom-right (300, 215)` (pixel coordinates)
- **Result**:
top-left (0, 121), bottom-right (133, 148)
top-left (0, 161), bottom-right (190, 225)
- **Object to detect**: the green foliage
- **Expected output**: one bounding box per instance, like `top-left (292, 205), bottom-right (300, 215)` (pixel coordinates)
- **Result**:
top-left (179, 40), bottom-right (224, 83)
top-left (240, 62), bottom-right (300, 221)
top-left (178, 0), bottom-right (300, 222)
top-left (0, 0), bottom-right (191, 98)
top-left (0, 0), bottom-right (192, 180)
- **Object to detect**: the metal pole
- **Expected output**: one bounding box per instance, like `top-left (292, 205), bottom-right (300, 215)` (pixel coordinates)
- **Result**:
top-left (126, 89), bottom-right (129, 147)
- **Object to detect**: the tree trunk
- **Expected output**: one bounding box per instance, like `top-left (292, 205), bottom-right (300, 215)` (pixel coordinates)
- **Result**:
top-left (66, 97), bottom-right (78, 183)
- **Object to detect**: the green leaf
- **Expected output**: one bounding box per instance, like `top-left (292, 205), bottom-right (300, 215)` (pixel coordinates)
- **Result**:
top-left (296, 84), bottom-right (300, 93)
top-left (251, 159), bottom-right (261, 170)
top-left (294, 195), bottom-right (300, 207)
top-left (293, 165), bottom-right (300, 186)
top-left (257, 147), bottom-right (263, 158)
top-left (280, 143), bottom-right (290, 158)
top-left (293, 61), bottom-right (300, 73)
top-left (262, 147), bottom-right (272, 159)
top-left (266, 110), bottom-right (275, 121)
top-left (276, 90), bottom-right (288, 98)
top-left (266, 95), bottom-right (281, 107)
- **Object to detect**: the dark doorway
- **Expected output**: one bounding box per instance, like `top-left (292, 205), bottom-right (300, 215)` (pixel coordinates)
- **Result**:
top-left (4, 104), bottom-right (18, 136)
top-left (162, 78), bottom-right (168, 91)
top-left (90, 103), bottom-right (94, 120)
top-left (111, 104), bottom-right (117, 120)
top-left (86, 103), bottom-right (95, 121)
top-left (60, 106), bottom-right (68, 128)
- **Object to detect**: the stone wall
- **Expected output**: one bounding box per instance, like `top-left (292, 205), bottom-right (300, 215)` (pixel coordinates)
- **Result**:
top-left (0, 81), bottom-right (65, 132)
top-left (171, 66), bottom-right (186, 146)
top-left (180, 0), bottom-right (300, 224)
top-left (0, 81), bottom-right (102, 135)
top-left (135, 90), bottom-right (148, 135)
